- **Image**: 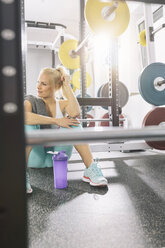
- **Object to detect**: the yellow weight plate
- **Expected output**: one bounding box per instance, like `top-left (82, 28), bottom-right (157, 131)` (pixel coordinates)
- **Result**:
top-left (71, 70), bottom-right (91, 90)
top-left (85, 0), bottom-right (130, 37)
top-left (72, 85), bottom-right (77, 92)
top-left (70, 83), bottom-right (77, 93)
top-left (139, 29), bottom-right (146, 47)
top-left (59, 39), bottom-right (80, 70)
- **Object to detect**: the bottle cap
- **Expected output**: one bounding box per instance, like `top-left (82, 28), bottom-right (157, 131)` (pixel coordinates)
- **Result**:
top-left (52, 151), bottom-right (68, 161)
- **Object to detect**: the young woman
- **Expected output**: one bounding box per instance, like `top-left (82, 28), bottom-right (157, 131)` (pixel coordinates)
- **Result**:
top-left (24, 67), bottom-right (107, 193)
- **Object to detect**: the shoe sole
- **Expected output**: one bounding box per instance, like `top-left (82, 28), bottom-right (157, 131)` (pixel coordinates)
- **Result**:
top-left (82, 176), bottom-right (108, 187)
top-left (26, 188), bottom-right (33, 194)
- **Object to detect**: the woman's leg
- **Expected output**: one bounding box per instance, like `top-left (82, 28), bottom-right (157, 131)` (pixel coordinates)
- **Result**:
top-left (67, 125), bottom-right (107, 186)
top-left (74, 144), bottom-right (93, 168)
top-left (26, 146), bottom-right (32, 165)
top-left (25, 145), bottom-right (33, 194)
top-left (25, 125), bottom-right (47, 168)
top-left (25, 124), bottom-right (45, 193)
top-left (67, 124), bottom-right (93, 167)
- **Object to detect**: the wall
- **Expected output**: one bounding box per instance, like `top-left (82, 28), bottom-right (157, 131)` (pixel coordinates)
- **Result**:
top-left (26, 48), bottom-right (52, 95)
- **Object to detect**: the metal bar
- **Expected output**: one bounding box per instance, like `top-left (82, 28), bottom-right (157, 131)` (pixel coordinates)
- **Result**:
top-left (52, 50), bottom-right (55, 68)
top-left (77, 97), bottom-right (112, 106)
top-left (156, 79), bottom-right (165, 86)
top-left (26, 20), bottom-right (66, 29)
top-left (152, 23), bottom-right (165, 36)
top-left (79, 0), bottom-right (87, 127)
top-left (111, 39), bottom-right (119, 126)
top-left (144, 3), bottom-right (156, 64)
top-left (78, 118), bottom-right (125, 122)
top-left (74, 33), bottom-right (91, 54)
top-left (60, 36), bottom-right (64, 44)
top-left (124, 0), bottom-right (165, 3)
top-left (102, 1), bottom-right (118, 20)
top-left (22, 13), bottom-right (27, 95)
top-left (73, 1), bottom-right (165, 56)
top-left (52, 29), bottom-right (64, 49)
top-left (0, 0), bottom-right (27, 247)
top-left (27, 40), bottom-right (52, 48)
top-left (26, 126), bottom-right (165, 146)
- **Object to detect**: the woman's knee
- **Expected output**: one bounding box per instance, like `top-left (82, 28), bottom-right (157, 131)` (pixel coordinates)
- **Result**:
top-left (53, 145), bottom-right (73, 160)
top-left (61, 124), bottom-right (83, 131)
top-left (24, 124), bottom-right (40, 132)
top-left (70, 124), bottom-right (83, 130)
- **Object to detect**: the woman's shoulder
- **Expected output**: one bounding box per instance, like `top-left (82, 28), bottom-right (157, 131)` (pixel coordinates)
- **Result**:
top-left (24, 94), bottom-right (37, 102)
top-left (24, 95), bottom-right (46, 114)
top-left (24, 95), bottom-right (44, 104)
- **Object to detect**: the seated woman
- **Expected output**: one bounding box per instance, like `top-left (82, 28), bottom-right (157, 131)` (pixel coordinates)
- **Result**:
top-left (24, 67), bottom-right (108, 193)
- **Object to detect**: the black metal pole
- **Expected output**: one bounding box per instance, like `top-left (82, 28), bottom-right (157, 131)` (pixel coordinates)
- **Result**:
top-left (0, 1), bottom-right (27, 247)
top-left (79, 0), bottom-right (87, 127)
top-left (111, 39), bottom-right (119, 127)
top-left (52, 50), bottom-right (55, 68)
top-left (60, 35), bottom-right (64, 45)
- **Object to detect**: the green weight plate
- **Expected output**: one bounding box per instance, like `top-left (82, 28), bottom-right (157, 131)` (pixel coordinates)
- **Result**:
top-left (138, 62), bottom-right (165, 106)
top-left (143, 107), bottom-right (165, 150)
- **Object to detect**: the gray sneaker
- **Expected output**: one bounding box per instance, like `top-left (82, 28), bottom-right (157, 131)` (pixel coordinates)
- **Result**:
top-left (82, 161), bottom-right (108, 186)
top-left (26, 172), bottom-right (33, 194)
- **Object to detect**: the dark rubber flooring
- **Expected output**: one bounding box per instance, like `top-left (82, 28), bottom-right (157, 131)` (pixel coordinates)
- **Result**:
top-left (27, 151), bottom-right (165, 248)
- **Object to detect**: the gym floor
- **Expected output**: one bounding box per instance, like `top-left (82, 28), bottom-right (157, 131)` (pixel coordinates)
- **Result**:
top-left (27, 149), bottom-right (165, 248)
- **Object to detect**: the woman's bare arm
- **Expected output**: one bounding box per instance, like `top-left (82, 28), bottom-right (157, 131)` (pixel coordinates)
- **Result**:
top-left (24, 100), bottom-right (57, 125)
top-left (24, 100), bottom-right (80, 128)
top-left (61, 75), bottom-right (80, 117)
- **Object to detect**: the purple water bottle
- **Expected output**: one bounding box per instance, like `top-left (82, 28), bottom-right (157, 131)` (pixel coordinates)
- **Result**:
top-left (52, 151), bottom-right (68, 189)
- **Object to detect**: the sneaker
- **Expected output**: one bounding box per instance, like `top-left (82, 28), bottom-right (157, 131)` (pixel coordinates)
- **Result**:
top-left (26, 172), bottom-right (33, 194)
top-left (82, 161), bottom-right (108, 187)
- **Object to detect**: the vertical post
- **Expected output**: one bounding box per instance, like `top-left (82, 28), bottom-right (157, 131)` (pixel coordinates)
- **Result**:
top-left (52, 50), bottom-right (55, 68)
top-left (144, 3), bottom-right (156, 65)
top-left (60, 36), bottom-right (64, 45)
top-left (21, 0), bottom-right (27, 95)
top-left (80, 0), bottom-right (87, 127)
top-left (0, 0), bottom-right (27, 247)
top-left (111, 38), bottom-right (119, 126)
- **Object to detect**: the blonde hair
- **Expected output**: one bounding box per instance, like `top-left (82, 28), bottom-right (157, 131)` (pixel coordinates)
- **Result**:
top-left (39, 66), bottom-right (67, 90)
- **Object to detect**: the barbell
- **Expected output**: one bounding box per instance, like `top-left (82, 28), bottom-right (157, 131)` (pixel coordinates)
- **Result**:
top-left (85, 0), bottom-right (130, 37)
top-left (26, 126), bottom-right (165, 146)
top-left (139, 24), bottom-right (165, 47)
top-left (59, 0), bottom-right (130, 69)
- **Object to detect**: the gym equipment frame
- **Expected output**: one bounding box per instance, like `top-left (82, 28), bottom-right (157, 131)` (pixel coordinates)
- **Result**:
top-left (0, 0), bottom-right (27, 248)
top-left (0, 1), bottom-right (164, 248)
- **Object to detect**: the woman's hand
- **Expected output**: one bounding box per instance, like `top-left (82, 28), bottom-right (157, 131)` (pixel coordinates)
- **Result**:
top-left (61, 75), bottom-right (71, 86)
top-left (60, 73), bottom-right (80, 117)
top-left (61, 74), bottom-right (74, 98)
top-left (55, 117), bottom-right (80, 128)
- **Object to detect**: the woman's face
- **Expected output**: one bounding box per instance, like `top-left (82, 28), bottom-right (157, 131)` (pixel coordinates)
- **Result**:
top-left (37, 73), bottom-right (55, 98)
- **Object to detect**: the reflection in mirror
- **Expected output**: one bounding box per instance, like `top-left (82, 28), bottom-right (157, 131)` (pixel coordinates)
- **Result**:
top-left (23, 1), bottom-right (165, 248)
